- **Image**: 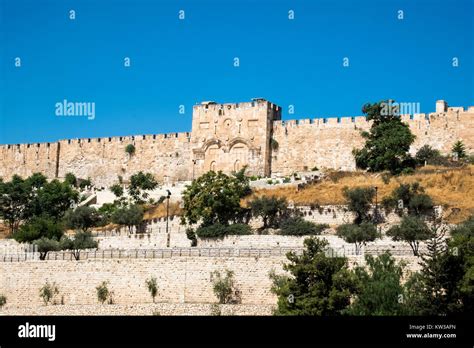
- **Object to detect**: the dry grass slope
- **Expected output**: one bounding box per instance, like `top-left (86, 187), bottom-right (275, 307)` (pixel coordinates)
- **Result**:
top-left (250, 165), bottom-right (474, 223)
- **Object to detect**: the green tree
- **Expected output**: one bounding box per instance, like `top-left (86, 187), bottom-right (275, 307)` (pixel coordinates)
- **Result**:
top-left (128, 172), bottom-right (158, 204)
top-left (415, 145), bottom-right (442, 166)
top-left (386, 216), bottom-right (432, 256)
top-left (60, 231), bottom-right (98, 260)
top-left (343, 187), bottom-right (376, 224)
top-left (34, 237), bottom-right (61, 260)
top-left (181, 169), bottom-right (251, 227)
top-left (452, 140), bottom-right (467, 160)
top-left (195, 223), bottom-right (252, 238)
top-left (64, 206), bottom-right (101, 232)
top-left (0, 175), bottom-right (31, 233)
top-left (26, 179), bottom-right (79, 221)
top-left (404, 222), bottom-right (469, 315)
top-left (336, 222), bottom-right (378, 254)
top-left (346, 252), bottom-right (408, 315)
top-left (64, 173), bottom-right (78, 187)
top-left (110, 184), bottom-right (124, 198)
top-left (382, 183), bottom-right (434, 218)
top-left (270, 238), bottom-right (356, 315)
top-left (353, 100), bottom-right (416, 174)
top-left (249, 196), bottom-right (288, 229)
top-left (111, 204), bottom-right (144, 233)
top-left (13, 216), bottom-right (64, 243)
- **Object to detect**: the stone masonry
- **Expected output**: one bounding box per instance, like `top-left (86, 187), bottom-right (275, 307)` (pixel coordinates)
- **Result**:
top-left (0, 99), bottom-right (473, 186)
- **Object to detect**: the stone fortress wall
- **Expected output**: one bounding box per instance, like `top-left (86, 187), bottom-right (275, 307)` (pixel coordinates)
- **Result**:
top-left (1, 99), bottom-right (473, 186)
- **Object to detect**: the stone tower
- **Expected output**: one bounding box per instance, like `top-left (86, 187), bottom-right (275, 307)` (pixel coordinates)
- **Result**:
top-left (190, 98), bottom-right (282, 179)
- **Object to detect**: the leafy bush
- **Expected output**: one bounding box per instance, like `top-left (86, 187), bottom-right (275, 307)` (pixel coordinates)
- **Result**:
top-left (145, 277), bottom-right (158, 302)
top-left (452, 140), bottom-right (466, 160)
top-left (211, 270), bottom-right (240, 304)
top-left (195, 223), bottom-right (251, 238)
top-left (283, 177), bottom-right (291, 183)
top-left (14, 216), bottom-right (64, 243)
top-left (186, 228), bottom-right (198, 246)
top-left (96, 281), bottom-right (112, 304)
top-left (125, 144), bottom-right (136, 156)
top-left (279, 216), bottom-right (328, 236)
top-left (110, 184), bottom-right (124, 197)
top-left (0, 295), bottom-right (6, 309)
top-left (39, 281), bottom-right (59, 305)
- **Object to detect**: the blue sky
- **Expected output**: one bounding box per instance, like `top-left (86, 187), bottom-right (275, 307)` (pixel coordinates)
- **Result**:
top-left (0, 0), bottom-right (473, 144)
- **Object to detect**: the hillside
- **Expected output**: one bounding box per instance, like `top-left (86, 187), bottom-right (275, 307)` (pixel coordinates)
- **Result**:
top-left (251, 165), bottom-right (474, 224)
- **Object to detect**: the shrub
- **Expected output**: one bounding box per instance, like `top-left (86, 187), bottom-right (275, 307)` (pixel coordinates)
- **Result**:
top-left (64, 206), bottom-right (101, 233)
top-left (39, 281), bottom-right (59, 305)
top-left (210, 303), bottom-right (222, 316)
top-left (110, 184), bottom-right (124, 197)
top-left (0, 295), bottom-right (6, 309)
top-left (211, 270), bottom-right (240, 304)
top-left (283, 177), bottom-right (291, 183)
top-left (96, 281), bottom-right (112, 304)
top-left (14, 216), bottom-right (64, 243)
top-left (125, 144), bottom-right (136, 156)
top-left (195, 223), bottom-right (251, 239)
top-left (145, 277), bottom-right (158, 302)
top-left (186, 228), bottom-right (198, 246)
top-left (279, 216), bottom-right (328, 236)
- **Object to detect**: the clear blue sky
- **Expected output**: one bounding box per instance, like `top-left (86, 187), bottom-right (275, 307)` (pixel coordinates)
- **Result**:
top-left (0, 0), bottom-right (473, 144)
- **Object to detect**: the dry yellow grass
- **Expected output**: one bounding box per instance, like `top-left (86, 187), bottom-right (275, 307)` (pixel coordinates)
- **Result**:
top-left (248, 165), bottom-right (474, 224)
top-left (143, 201), bottom-right (182, 220)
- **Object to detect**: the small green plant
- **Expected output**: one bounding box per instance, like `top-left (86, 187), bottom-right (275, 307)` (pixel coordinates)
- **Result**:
top-left (145, 277), bottom-right (158, 303)
top-left (210, 303), bottom-right (222, 316)
top-left (186, 228), bottom-right (198, 246)
top-left (452, 140), bottom-right (466, 160)
top-left (152, 310), bottom-right (161, 316)
top-left (311, 166), bottom-right (319, 171)
top-left (39, 281), bottom-right (59, 305)
top-left (267, 179), bottom-right (274, 185)
top-left (283, 177), bottom-right (291, 183)
top-left (271, 138), bottom-right (279, 151)
top-left (96, 281), bottom-right (112, 304)
top-left (0, 295), bottom-right (6, 309)
top-left (125, 144), bottom-right (136, 156)
top-left (211, 270), bottom-right (241, 304)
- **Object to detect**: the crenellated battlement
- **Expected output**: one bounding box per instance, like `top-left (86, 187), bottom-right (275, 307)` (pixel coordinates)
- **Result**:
top-left (1, 99), bottom-right (473, 185)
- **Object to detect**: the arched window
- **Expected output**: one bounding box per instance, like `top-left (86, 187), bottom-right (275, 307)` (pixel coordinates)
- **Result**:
top-left (210, 161), bottom-right (216, 171)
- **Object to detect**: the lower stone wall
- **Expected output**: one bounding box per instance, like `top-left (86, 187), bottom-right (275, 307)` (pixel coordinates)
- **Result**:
top-left (0, 303), bottom-right (274, 316)
top-left (0, 256), bottom-right (286, 309)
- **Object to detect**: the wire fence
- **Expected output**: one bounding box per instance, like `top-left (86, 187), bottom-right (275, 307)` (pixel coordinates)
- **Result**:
top-left (0, 245), bottom-right (419, 262)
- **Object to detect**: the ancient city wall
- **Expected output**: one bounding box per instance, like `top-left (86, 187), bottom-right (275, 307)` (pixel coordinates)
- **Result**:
top-left (271, 109), bottom-right (474, 175)
top-left (0, 256), bottom-right (286, 308)
top-left (1, 102), bottom-right (473, 184)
